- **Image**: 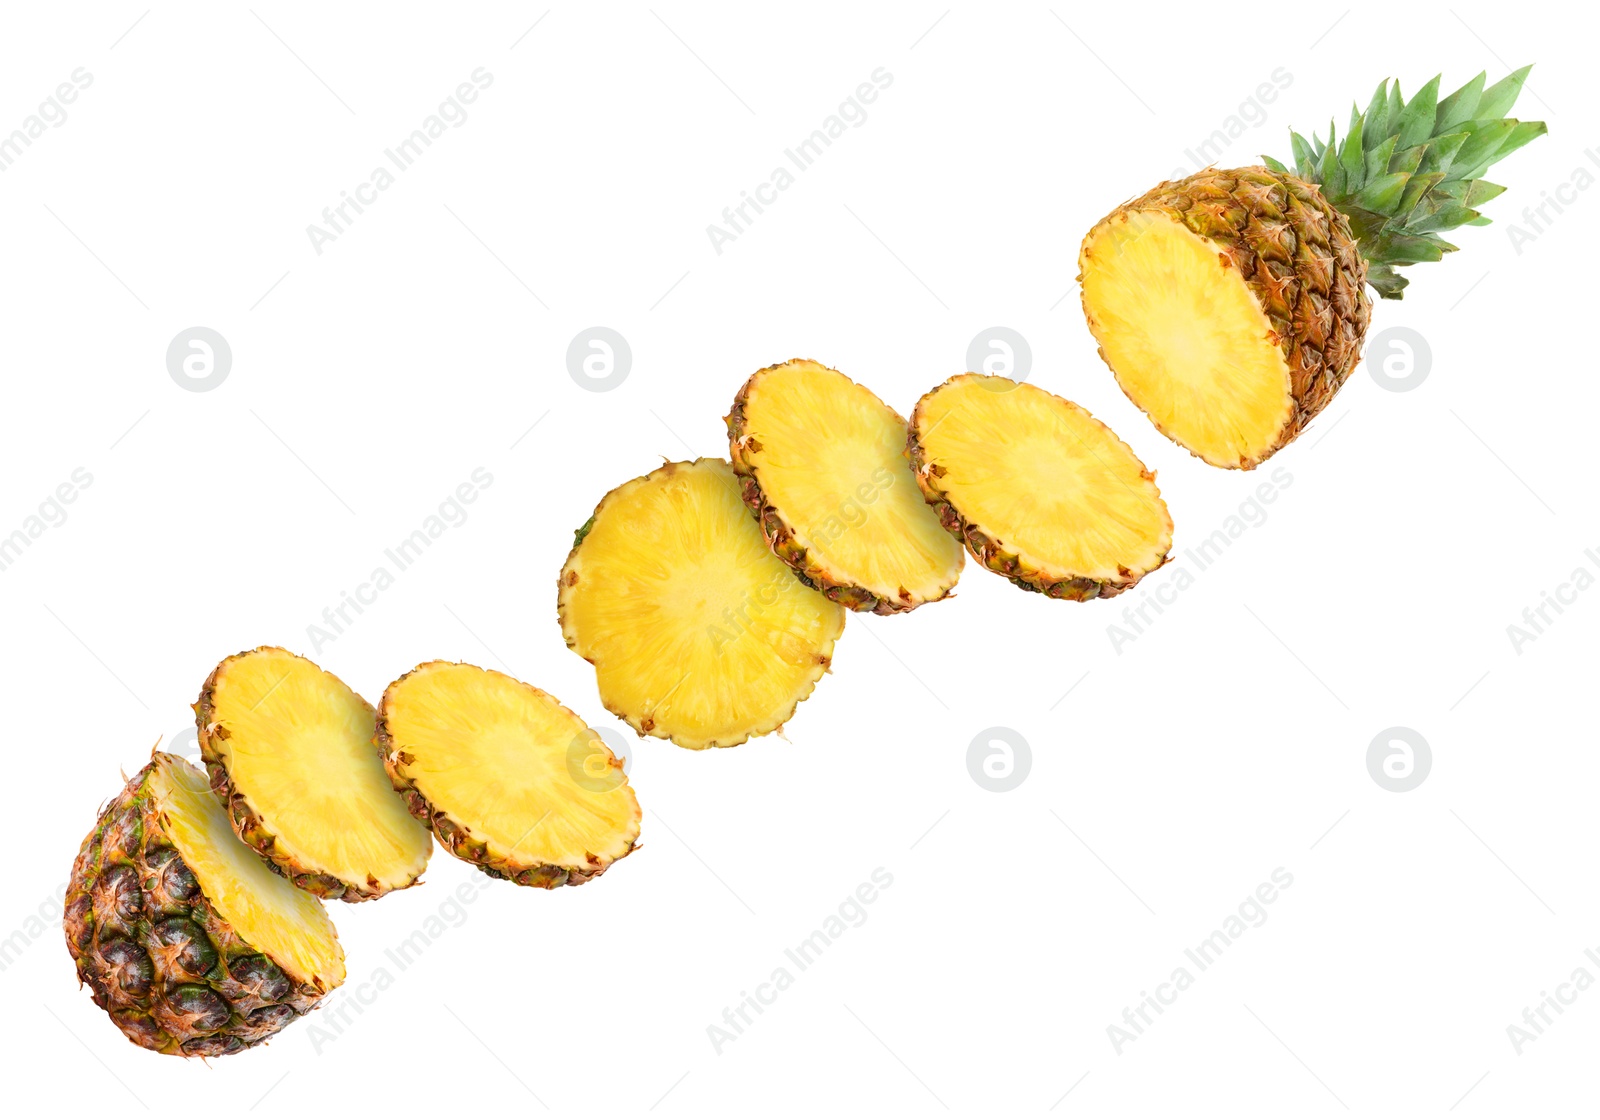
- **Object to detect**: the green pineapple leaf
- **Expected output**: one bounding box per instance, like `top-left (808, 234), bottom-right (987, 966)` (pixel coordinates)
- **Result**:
top-left (1407, 205), bottom-right (1479, 234)
top-left (1399, 171), bottom-right (1446, 215)
top-left (1366, 264), bottom-right (1410, 298)
top-left (1384, 81), bottom-right (1405, 137)
top-left (1389, 143), bottom-right (1426, 177)
top-left (1435, 70), bottom-right (1485, 132)
top-left (1354, 172), bottom-right (1410, 214)
top-left (1448, 120), bottom-right (1518, 180)
top-left (1271, 66), bottom-right (1545, 298)
top-left (1418, 131), bottom-right (1470, 176)
top-left (1476, 64), bottom-right (1533, 120)
top-left (1340, 110), bottom-right (1366, 184)
top-left (1372, 231), bottom-right (1452, 264)
top-left (1488, 119), bottom-right (1548, 166)
top-left (1318, 126), bottom-right (1341, 185)
top-left (1395, 75), bottom-right (1440, 149)
top-left (1365, 134), bottom-right (1400, 181)
top-left (1361, 81), bottom-right (1390, 151)
top-left (1462, 179), bottom-right (1507, 207)
top-left (1289, 130), bottom-right (1315, 172)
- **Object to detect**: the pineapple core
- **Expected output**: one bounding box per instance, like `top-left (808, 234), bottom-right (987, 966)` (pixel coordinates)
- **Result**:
top-left (381, 663), bottom-right (639, 869)
top-left (560, 459), bottom-right (844, 749)
top-left (736, 360), bottom-right (963, 604)
top-left (205, 648), bottom-right (432, 894)
top-left (154, 756), bottom-right (344, 989)
top-left (1080, 210), bottom-right (1294, 468)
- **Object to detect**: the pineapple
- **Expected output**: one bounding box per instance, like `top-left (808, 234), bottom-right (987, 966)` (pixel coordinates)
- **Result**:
top-left (728, 358), bottom-right (964, 614)
top-left (908, 374), bottom-right (1172, 600)
top-left (376, 661), bottom-right (640, 887)
top-left (196, 647), bottom-right (433, 902)
top-left (1079, 67), bottom-right (1545, 468)
top-left (63, 752), bottom-right (344, 1056)
top-left (559, 458), bottom-right (845, 749)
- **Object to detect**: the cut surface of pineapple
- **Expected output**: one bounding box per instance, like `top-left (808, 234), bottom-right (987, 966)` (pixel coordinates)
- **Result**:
top-left (197, 647), bottom-right (432, 901)
top-left (1080, 209), bottom-right (1295, 468)
top-left (728, 358), bottom-right (964, 613)
top-left (908, 374), bottom-right (1172, 599)
top-left (156, 756), bottom-right (345, 989)
top-left (378, 662), bottom-right (640, 887)
top-left (559, 458), bottom-right (845, 749)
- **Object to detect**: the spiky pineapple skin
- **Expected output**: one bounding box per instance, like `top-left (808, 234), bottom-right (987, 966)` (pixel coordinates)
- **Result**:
top-left (728, 360), bottom-right (949, 616)
top-left (906, 375), bottom-right (1168, 601)
top-left (63, 758), bottom-right (334, 1056)
top-left (375, 663), bottom-right (637, 889)
top-left (194, 649), bottom-right (392, 903)
top-left (1080, 167), bottom-right (1372, 468)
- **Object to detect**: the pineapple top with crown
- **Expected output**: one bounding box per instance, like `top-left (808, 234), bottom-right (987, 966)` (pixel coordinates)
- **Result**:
top-left (1079, 68), bottom-right (1545, 468)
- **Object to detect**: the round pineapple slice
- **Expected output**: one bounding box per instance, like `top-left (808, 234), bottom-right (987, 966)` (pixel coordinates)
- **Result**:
top-left (196, 647), bottom-right (432, 902)
top-left (559, 458), bottom-right (846, 749)
top-left (1078, 169), bottom-right (1370, 468)
top-left (907, 374), bottom-right (1173, 600)
top-left (728, 359), bottom-right (964, 613)
top-left (64, 751), bottom-right (344, 1057)
top-left (376, 662), bottom-right (641, 887)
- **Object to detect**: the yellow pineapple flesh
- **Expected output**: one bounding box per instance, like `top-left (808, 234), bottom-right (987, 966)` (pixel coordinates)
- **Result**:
top-left (1079, 209), bottom-right (1298, 468)
top-left (156, 758), bottom-right (345, 985)
top-left (197, 647), bottom-right (432, 901)
top-left (728, 359), bottom-right (964, 613)
top-left (559, 459), bottom-right (845, 749)
top-left (378, 662), bottom-right (640, 887)
top-left (908, 375), bottom-right (1172, 599)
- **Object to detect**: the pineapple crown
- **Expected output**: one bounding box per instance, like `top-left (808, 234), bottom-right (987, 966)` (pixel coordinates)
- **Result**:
top-left (1263, 67), bottom-right (1546, 298)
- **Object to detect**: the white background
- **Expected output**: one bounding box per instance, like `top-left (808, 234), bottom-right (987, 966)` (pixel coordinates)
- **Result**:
top-left (2, 3), bottom-right (1594, 1116)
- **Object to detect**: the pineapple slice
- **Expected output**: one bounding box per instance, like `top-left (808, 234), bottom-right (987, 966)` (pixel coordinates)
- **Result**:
top-left (196, 647), bottom-right (432, 902)
top-left (64, 751), bottom-right (344, 1056)
top-left (728, 358), bottom-right (964, 613)
top-left (908, 375), bottom-right (1172, 599)
top-left (377, 662), bottom-right (640, 887)
top-left (559, 458), bottom-right (845, 749)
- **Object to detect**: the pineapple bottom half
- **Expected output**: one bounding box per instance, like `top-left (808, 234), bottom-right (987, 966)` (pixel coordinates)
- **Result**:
top-left (64, 752), bottom-right (344, 1056)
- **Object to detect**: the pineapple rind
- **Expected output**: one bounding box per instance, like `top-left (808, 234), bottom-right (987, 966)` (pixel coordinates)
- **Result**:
top-left (195, 646), bottom-right (431, 903)
top-left (1079, 167), bottom-right (1371, 469)
top-left (63, 752), bottom-right (343, 1057)
top-left (907, 374), bottom-right (1173, 600)
top-left (376, 661), bottom-right (641, 889)
top-left (728, 358), bottom-right (964, 614)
